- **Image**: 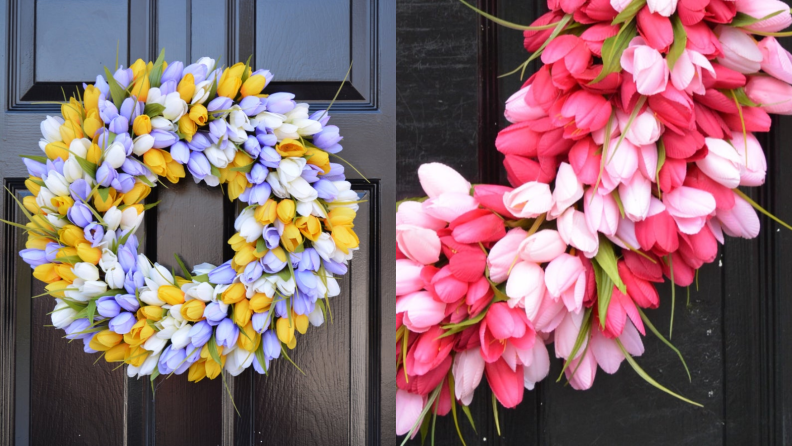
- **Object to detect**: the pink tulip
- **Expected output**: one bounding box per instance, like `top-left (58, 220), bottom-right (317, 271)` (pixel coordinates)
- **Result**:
top-left (568, 138), bottom-right (601, 186)
top-left (589, 327), bottom-right (624, 374)
top-left (396, 201), bottom-right (447, 231)
top-left (684, 21), bottom-right (723, 58)
top-left (618, 108), bottom-right (662, 147)
top-left (722, 104), bottom-right (773, 133)
top-left (620, 172), bottom-right (652, 222)
top-left (565, 348), bottom-right (598, 390)
top-left (396, 224), bottom-right (441, 265)
top-left (580, 23), bottom-right (619, 57)
top-left (647, 84), bottom-right (695, 134)
top-left (647, 0), bottom-right (678, 16)
top-left (545, 253), bottom-right (587, 312)
top-left (621, 38), bottom-right (669, 95)
top-left (610, 217), bottom-right (641, 250)
top-left (398, 354), bottom-right (452, 396)
top-left (584, 188), bottom-right (621, 236)
top-left (623, 249), bottom-right (664, 282)
top-left (736, 0), bottom-right (792, 33)
top-left (541, 35), bottom-right (592, 75)
top-left (524, 11), bottom-right (566, 52)
top-left (554, 310), bottom-right (587, 358)
top-left (661, 130), bottom-right (705, 161)
top-left (474, 184), bottom-right (518, 219)
top-left (558, 208), bottom-right (600, 258)
top-left (758, 37), bottom-right (792, 84)
top-left (677, 0), bottom-right (708, 26)
top-left (678, 224), bottom-right (719, 268)
top-left (662, 252), bottom-right (696, 286)
top-left (532, 293), bottom-right (567, 332)
top-left (506, 261), bottom-right (546, 320)
top-left (663, 186), bottom-right (716, 234)
top-left (429, 266), bottom-right (468, 303)
top-left (485, 358), bottom-right (525, 408)
top-left (450, 209), bottom-right (506, 244)
top-left (716, 26), bottom-right (762, 74)
top-left (418, 162), bottom-right (471, 198)
top-left (396, 390), bottom-right (425, 436)
top-left (479, 303), bottom-right (535, 363)
top-left (696, 137), bottom-right (742, 188)
top-left (716, 192), bottom-right (761, 239)
top-left (695, 103), bottom-right (731, 139)
top-left (610, 0), bottom-right (633, 12)
top-left (559, 89), bottom-right (612, 134)
top-left (487, 228), bottom-right (527, 283)
top-left (396, 291), bottom-right (446, 333)
top-left (745, 76), bottom-right (792, 115)
top-left (702, 62), bottom-right (747, 90)
top-left (503, 181), bottom-right (553, 218)
top-left (504, 85), bottom-right (547, 123)
top-left (618, 261), bottom-right (660, 309)
top-left (637, 7), bottom-right (673, 51)
top-left (518, 230), bottom-right (567, 263)
top-left (684, 165), bottom-right (736, 211)
top-left (407, 325), bottom-right (455, 376)
top-left (604, 137), bottom-right (639, 186)
top-left (452, 348), bottom-right (485, 406)
top-left (635, 198), bottom-right (680, 255)
top-left (658, 157), bottom-right (687, 193)
top-left (548, 0), bottom-right (587, 14)
top-left (422, 192), bottom-right (479, 222)
top-left (523, 339), bottom-right (550, 390)
top-left (448, 249), bottom-right (487, 283)
top-left (465, 276), bottom-right (492, 316)
top-left (730, 131), bottom-right (767, 186)
top-left (496, 121), bottom-right (540, 158)
top-left (671, 49), bottom-right (715, 95)
top-left (708, 0), bottom-right (738, 23)
top-left (549, 162), bottom-right (584, 219)
top-left (396, 259), bottom-right (424, 296)
top-left (603, 287), bottom-right (645, 339)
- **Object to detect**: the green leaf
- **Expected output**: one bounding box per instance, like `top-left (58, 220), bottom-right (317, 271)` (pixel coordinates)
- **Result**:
top-left (136, 175), bottom-right (156, 188)
top-left (20, 154), bottom-right (49, 163)
top-left (612, 188), bottom-right (625, 219)
top-left (666, 15), bottom-right (687, 70)
top-left (638, 308), bottom-right (691, 381)
top-left (656, 140), bottom-right (666, 197)
top-left (255, 340), bottom-right (269, 376)
top-left (240, 54), bottom-right (253, 84)
top-left (70, 152), bottom-right (98, 178)
top-left (591, 20), bottom-right (637, 84)
top-left (256, 238), bottom-right (266, 253)
top-left (86, 300), bottom-right (97, 327)
top-left (192, 273), bottom-right (211, 283)
top-left (732, 87), bottom-right (760, 108)
top-left (667, 255), bottom-right (676, 339)
top-left (207, 335), bottom-right (223, 366)
top-left (591, 259), bottom-right (615, 329)
top-left (732, 10), bottom-right (785, 28)
top-left (210, 165), bottom-right (221, 178)
top-left (612, 0), bottom-right (647, 25)
top-left (438, 303), bottom-right (491, 339)
top-left (148, 48), bottom-right (167, 87)
top-left (174, 253), bottom-right (193, 280)
top-left (96, 187), bottom-right (111, 202)
top-left (447, 375), bottom-right (467, 446)
top-left (144, 103), bottom-right (166, 118)
top-left (557, 308), bottom-right (593, 381)
top-left (460, 404), bottom-right (477, 433)
top-left (615, 339), bottom-right (703, 407)
top-left (142, 200), bottom-right (161, 211)
top-left (491, 392), bottom-right (501, 437)
top-left (458, 0), bottom-right (563, 31)
top-left (230, 162), bottom-right (256, 173)
top-left (104, 66), bottom-right (128, 109)
top-left (280, 344), bottom-right (306, 375)
top-left (594, 235), bottom-right (626, 293)
top-left (733, 188), bottom-right (792, 231)
top-left (275, 269), bottom-right (292, 282)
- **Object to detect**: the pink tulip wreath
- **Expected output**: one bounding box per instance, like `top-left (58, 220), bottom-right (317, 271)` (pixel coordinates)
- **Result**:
top-left (396, 0), bottom-right (792, 441)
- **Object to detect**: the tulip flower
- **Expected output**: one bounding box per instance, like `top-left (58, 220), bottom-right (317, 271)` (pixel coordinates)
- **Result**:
top-left (452, 348), bottom-right (485, 405)
top-left (504, 85), bottom-right (546, 123)
top-left (487, 228), bottom-right (527, 283)
top-left (449, 209), bottom-right (505, 244)
top-left (541, 35), bottom-right (592, 75)
top-left (505, 261), bottom-right (546, 319)
top-left (716, 26), bottom-right (762, 74)
top-left (503, 181), bottom-right (553, 218)
top-left (697, 137), bottom-right (742, 188)
top-left (730, 132), bottom-right (767, 186)
top-left (518, 230), bottom-right (566, 263)
top-left (635, 198), bottom-right (679, 255)
top-left (417, 162), bottom-right (472, 198)
top-left (736, 0), bottom-right (792, 33)
top-left (397, 291), bottom-right (446, 333)
top-left (745, 76), bottom-right (792, 115)
top-left (422, 192), bottom-right (479, 222)
top-left (758, 37), bottom-right (792, 84)
top-left (396, 224), bottom-right (441, 265)
top-left (620, 172), bottom-right (652, 222)
top-left (621, 38), bottom-right (669, 95)
top-left (637, 7), bottom-right (674, 51)
top-left (663, 186), bottom-right (716, 234)
top-left (548, 163), bottom-right (584, 219)
top-left (584, 189), bottom-right (620, 236)
top-left (716, 192), bottom-right (760, 239)
top-left (557, 208), bottom-right (599, 257)
top-left (396, 390), bottom-right (424, 436)
top-left (485, 358), bottom-right (524, 408)
top-left (544, 253), bottom-right (587, 312)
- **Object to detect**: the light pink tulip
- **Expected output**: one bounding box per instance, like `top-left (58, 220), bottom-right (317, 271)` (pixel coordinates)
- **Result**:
top-left (697, 137), bottom-right (743, 188)
top-left (487, 228), bottom-right (527, 283)
top-left (736, 0), bottom-right (792, 33)
top-left (503, 181), bottom-right (553, 218)
top-left (485, 358), bottom-right (525, 408)
top-left (396, 291), bottom-right (446, 333)
top-left (716, 192), bottom-right (761, 239)
top-left (611, 216), bottom-right (641, 250)
top-left (554, 309), bottom-right (587, 359)
top-left (549, 162), bottom-right (584, 220)
top-left (452, 348), bottom-right (485, 406)
top-left (647, 0), bottom-right (678, 16)
top-left (758, 37), bottom-right (792, 84)
top-left (637, 142), bottom-right (658, 182)
top-left (620, 172), bottom-right (652, 222)
top-left (422, 192), bottom-right (479, 222)
top-left (584, 189), bottom-right (621, 236)
top-left (544, 253), bottom-right (587, 312)
top-left (621, 38), bottom-right (669, 95)
top-left (604, 137), bottom-right (639, 186)
top-left (396, 390), bottom-right (425, 436)
top-left (716, 26), bottom-right (763, 74)
top-left (506, 261), bottom-right (546, 320)
top-left (518, 229), bottom-right (567, 263)
top-left (418, 162), bottom-right (471, 198)
top-left (663, 186), bottom-right (716, 234)
top-left (589, 327), bottom-right (624, 374)
top-left (610, 0), bottom-right (632, 12)
top-left (523, 339), bottom-right (550, 390)
top-left (565, 348), bottom-right (598, 390)
top-left (505, 85), bottom-right (547, 123)
top-left (396, 224), bottom-right (441, 265)
top-left (397, 259), bottom-right (425, 296)
top-left (558, 208), bottom-right (600, 258)
top-left (730, 131), bottom-right (767, 186)
top-left (618, 108), bottom-right (662, 147)
top-left (671, 49), bottom-right (715, 95)
top-left (396, 201), bottom-right (447, 230)
top-left (745, 76), bottom-right (792, 115)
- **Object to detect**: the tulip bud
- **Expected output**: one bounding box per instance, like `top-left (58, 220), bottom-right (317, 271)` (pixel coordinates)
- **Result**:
top-left (331, 226), bottom-right (359, 254)
top-left (275, 139), bottom-right (307, 158)
top-left (133, 114), bottom-right (152, 135)
top-left (180, 299), bottom-right (206, 322)
top-left (281, 223), bottom-right (304, 252)
top-left (76, 242), bottom-right (102, 264)
top-left (240, 74), bottom-right (267, 98)
top-left (276, 316), bottom-right (295, 346)
top-left (222, 282), bottom-right (247, 304)
top-left (177, 73), bottom-right (196, 103)
top-left (217, 77), bottom-right (242, 99)
top-left (277, 199), bottom-right (296, 223)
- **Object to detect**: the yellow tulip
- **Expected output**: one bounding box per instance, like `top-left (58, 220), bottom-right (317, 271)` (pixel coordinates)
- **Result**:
top-left (179, 115), bottom-right (197, 142)
top-left (233, 150), bottom-right (253, 167)
top-left (227, 172), bottom-right (249, 201)
top-left (233, 244), bottom-right (258, 267)
top-left (158, 285), bottom-right (185, 306)
top-left (86, 143), bottom-right (102, 165)
top-left (240, 75), bottom-right (267, 98)
top-left (25, 177), bottom-right (42, 196)
top-left (59, 120), bottom-right (83, 146)
top-left (56, 246), bottom-right (78, 263)
top-left (131, 75), bottom-right (150, 102)
top-left (227, 233), bottom-right (249, 252)
top-left (45, 281), bottom-right (69, 298)
top-left (122, 182), bottom-right (151, 205)
top-left (126, 346), bottom-right (149, 367)
top-left (276, 317), bottom-right (295, 345)
top-left (25, 233), bottom-right (50, 250)
top-left (204, 356), bottom-right (224, 380)
top-left (276, 139), bottom-right (307, 158)
top-left (177, 73), bottom-right (195, 103)
top-left (277, 199), bottom-right (296, 223)
top-left (58, 224), bottom-right (86, 247)
top-left (61, 97), bottom-right (83, 125)
top-left (269, 247), bottom-right (288, 263)
top-left (223, 63), bottom-right (247, 82)
top-left (327, 207), bottom-right (356, 228)
top-left (165, 158), bottom-right (186, 183)
top-left (222, 282), bottom-right (247, 304)
top-left (105, 343), bottom-right (130, 362)
top-left (189, 104), bottom-right (208, 126)
top-left (295, 314), bottom-right (309, 335)
top-left (50, 196), bottom-right (74, 216)
top-left (305, 146), bottom-right (330, 174)
top-left (254, 199), bottom-right (278, 225)
top-left (181, 299), bottom-right (206, 322)
top-left (55, 263), bottom-right (76, 282)
top-left (44, 141), bottom-right (70, 160)
top-left (294, 215), bottom-right (322, 241)
top-left (93, 187), bottom-right (122, 212)
top-left (95, 329), bottom-right (123, 349)
top-left (133, 114), bottom-right (152, 135)
top-left (33, 263), bottom-right (60, 283)
top-left (238, 321), bottom-right (260, 352)
top-left (83, 85), bottom-right (101, 113)
top-left (188, 360), bottom-right (207, 382)
top-left (76, 242), bottom-right (102, 265)
top-left (280, 223), bottom-right (303, 252)
top-left (138, 306), bottom-right (164, 321)
top-left (249, 293), bottom-right (273, 313)
top-left (331, 226), bottom-right (360, 254)
top-left (124, 319), bottom-right (155, 346)
top-left (233, 299), bottom-right (252, 327)
top-left (217, 76), bottom-right (242, 99)
top-left (83, 109), bottom-right (104, 138)
top-left (130, 59), bottom-right (147, 79)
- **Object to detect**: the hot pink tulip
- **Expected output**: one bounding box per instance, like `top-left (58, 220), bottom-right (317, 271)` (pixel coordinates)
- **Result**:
top-left (541, 35), bottom-right (592, 75)
top-left (637, 7), bottom-right (673, 51)
top-left (452, 348), bottom-right (485, 405)
top-left (397, 259), bottom-right (425, 296)
top-left (504, 85), bottom-right (547, 124)
top-left (618, 261), bottom-right (660, 308)
top-left (450, 209), bottom-right (506, 244)
top-left (730, 131), bottom-right (767, 186)
top-left (661, 252), bottom-right (696, 286)
top-left (695, 103), bottom-right (731, 139)
top-left (496, 121), bottom-right (540, 158)
top-left (702, 62), bottom-right (747, 90)
top-left (407, 325), bottom-right (455, 376)
top-left (716, 192), bottom-right (761, 239)
top-left (623, 249), bottom-right (664, 282)
top-left (621, 38), bottom-right (669, 95)
top-left (758, 37), bottom-right (792, 84)
top-left (548, 162), bottom-right (584, 219)
top-left (479, 302), bottom-right (535, 363)
top-left (558, 208), bottom-right (600, 257)
top-left (620, 172), bottom-right (652, 222)
top-left (716, 26), bottom-right (762, 74)
top-left (545, 253), bottom-right (587, 312)
top-left (736, 0), bottom-right (792, 33)
top-left (663, 186), bottom-right (716, 234)
top-left (396, 390), bottom-right (425, 436)
top-left (635, 198), bottom-right (680, 255)
top-left (488, 228), bottom-right (527, 283)
top-left (474, 184), bottom-right (518, 219)
top-left (422, 192), bottom-right (479, 222)
top-left (678, 224), bottom-right (719, 269)
top-left (658, 157), bottom-right (687, 193)
top-left (518, 229), bottom-right (567, 263)
top-left (708, 0), bottom-right (738, 23)
top-left (396, 201), bottom-right (447, 231)
top-left (396, 224), bottom-right (441, 265)
top-left (448, 249), bottom-right (487, 283)
top-left (559, 89), bottom-right (612, 134)
top-left (684, 165), bottom-right (735, 211)
top-left (503, 181), bottom-right (553, 218)
top-left (397, 291), bottom-right (446, 333)
top-left (745, 76), bottom-right (792, 115)
top-left (429, 266), bottom-right (468, 303)
top-left (506, 261), bottom-right (546, 320)
top-left (584, 188), bottom-right (621, 236)
top-left (524, 11), bottom-right (566, 52)
top-left (580, 23), bottom-right (619, 56)
top-left (677, 0), bottom-right (708, 25)
top-left (603, 287), bottom-right (645, 339)
top-left (485, 358), bottom-right (525, 408)
top-left (684, 21), bottom-right (723, 58)
top-left (398, 353), bottom-right (452, 396)
top-left (418, 162), bottom-right (472, 198)
top-left (648, 84), bottom-right (696, 134)
top-left (722, 105), bottom-right (773, 133)
top-left (568, 138), bottom-right (601, 186)
top-left (671, 49), bottom-right (714, 95)
top-left (696, 137), bottom-right (742, 188)
top-left (548, 0), bottom-right (587, 14)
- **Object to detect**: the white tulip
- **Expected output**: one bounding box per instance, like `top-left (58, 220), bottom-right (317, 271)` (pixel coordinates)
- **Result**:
top-left (293, 118), bottom-right (322, 136)
top-left (103, 206), bottom-right (123, 231)
top-left (63, 158), bottom-right (85, 183)
top-left (184, 282), bottom-right (214, 302)
top-left (311, 201), bottom-right (328, 218)
top-left (46, 214), bottom-right (67, 229)
top-left (105, 262), bottom-right (126, 289)
top-left (285, 176), bottom-right (318, 202)
top-left (150, 116), bottom-right (176, 131)
top-left (162, 92), bottom-right (188, 122)
top-left (192, 263), bottom-right (216, 276)
top-left (132, 134), bottom-right (155, 155)
top-left (205, 146), bottom-right (230, 168)
top-left (240, 216), bottom-right (264, 243)
top-left (144, 335), bottom-right (168, 354)
top-left (225, 347), bottom-right (254, 376)
top-left (266, 171), bottom-right (289, 198)
top-left (52, 299), bottom-right (77, 328)
top-left (120, 207), bottom-right (144, 232)
top-left (69, 138), bottom-right (91, 157)
top-left (82, 280), bottom-right (108, 298)
top-left (170, 325), bottom-right (192, 350)
top-left (296, 200), bottom-right (313, 217)
top-left (41, 116), bottom-right (64, 143)
top-left (255, 112), bottom-right (285, 130)
top-left (35, 187), bottom-right (55, 211)
top-left (100, 248), bottom-right (118, 271)
top-left (73, 263), bottom-right (99, 281)
top-left (277, 157), bottom-right (306, 183)
top-left (150, 263), bottom-right (175, 287)
top-left (129, 352), bottom-right (160, 377)
top-left (313, 233), bottom-right (336, 261)
top-left (196, 57), bottom-right (215, 72)
top-left (308, 304), bottom-right (325, 327)
top-left (192, 80), bottom-right (211, 105)
top-left (139, 288), bottom-right (166, 306)
top-left (43, 171), bottom-right (71, 196)
top-left (286, 103), bottom-right (310, 121)
top-left (276, 277), bottom-right (295, 296)
top-left (104, 141), bottom-right (128, 168)
top-left (145, 87), bottom-right (164, 105)
top-left (273, 123), bottom-right (299, 140)
top-left (137, 253), bottom-right (152, 277)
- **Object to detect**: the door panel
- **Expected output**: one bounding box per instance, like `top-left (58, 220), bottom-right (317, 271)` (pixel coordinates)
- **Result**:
top-left (0, 0), bottom-right (395, 445)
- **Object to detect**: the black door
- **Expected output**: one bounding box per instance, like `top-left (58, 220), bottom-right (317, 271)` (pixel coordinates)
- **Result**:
top-left (0, 0), bottom-right (396, 445)
top-left (397, 0), bottom-right (792, 444)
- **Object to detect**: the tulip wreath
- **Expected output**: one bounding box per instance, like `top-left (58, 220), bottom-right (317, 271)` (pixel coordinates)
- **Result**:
top-left (7, 50), bottom-right (361, 384)
top-left (397, 0), bottom-right (792, 441)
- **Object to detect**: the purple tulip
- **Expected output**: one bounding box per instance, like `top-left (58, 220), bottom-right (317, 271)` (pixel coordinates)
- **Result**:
top-left (293, 293), bottom-right (314, 316)
top-left (252, 311), bottom-right (271, 333)
top-left (150, 129), bottom-right (178, 149)
top-left (252, 355), bottom-right (269, 374)
top-left (261, 249), bottom-right (287, 273)
top-left (99, 101), bottom-right (119, 123)
top-left (323, 163), bottom-right (345, 181)
top-left (263, 226), bottom-right (280, 250)
top-left (109, 312), bottom-right (136, 334)
top-left (124, 270), bottom-right (144, 294)
top-left (295, 270), bottom-right (318, 296)
top-left (44, 243), bottom-right (60, 262)
top-left (262, 330), bottom-right (281, 359)
top-left (65, 319), bottom-right (92, 340)
top-left (255, 128), bottom-right (278, 147)
top-left (94, 74), bottom-right (110, 96)
top-left (158, 346), bottom-right (176, 375)
top-left (187, 152), bottom-right (211, 180)
top-left (117, 244), bottom-right (137, 272)
top-left (208, 260), bottom-right (236, 284)
top-left (259, 146), bottom-right (281, 168)
top-left (170, 141), bottom-right (190, 164)
top-left (19, 248), bottom-right (47, 268)
top-left (241, 260), bottom-right (263, 285)
top-left (161, 61), bottom-right (184, 83)
top-left (122, 158), bottom-right (152, 177)
top-left (208, 119), bottom-right (227, 141)
top-left (216, 318), bottom-right (239, 348)
top-left (168, 348), bottom-right (190, 374)
top-left (246, 162), bottom-right (268, 184)
top-left (187, 132), bottom-right (212, 151)
top-left (97, 296), bottom-right (121, 318)
top-left (119, 97), bottom-right (136, 121)
top-left (323, 259), bottom-right (348, 276)
top-left (160, 80), bottom-right (177, 95)
top-left (300, 164), bottom-right (321, 183)
top-left (247, 182), bottom-right (272, 206)
top-left (108, 115), bottom-right (129, 134)
top-left (298, 248), bottom-right (320, 272)
top-left (96, 162), bottom-right (118, 187)
top-left (239, 96), bottom-right (262, 116)
top-left (183, 63), bottom-right (207, 84)
top-left (83, 335), bottom-right (98, 353)
top-left (274, 299), bottom-right (288, 318)
top-left (266, 92), bottom-right (295, 114)
top-left (23, 158), bottom-right (47, 178)
top-left (111, 173), bottom-right (136, 193)
top-left (189, 320), bottom-right (212, 347)
top-left (203, 302), bottom-right (228, 325)
top-left (67, 201), bottom-right (93, 227)
top-left (69, 179), bottom-right (92, 202)
top-left (313, 125), bottom-right (342, 152)
top-left (207, 97), bottom-right (232, 117)
top-left (46, 159), bottom-right (64, 175)
top-left (115, 293), bottom-right (140, 312)
top-left (313, 179), bottom-right (338, 201)
top-left (243, 135), bottom-right (262, 158)
top-left (113, 67), bottom-right (133, 88)
top-left (84, 222), bottom-right (104, 248)
top-left (309, 109), bottom-right (331, 127)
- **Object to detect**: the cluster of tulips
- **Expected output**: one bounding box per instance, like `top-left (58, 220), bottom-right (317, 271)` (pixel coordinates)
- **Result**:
top-left (397, 0), bottom-right (792, 440)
